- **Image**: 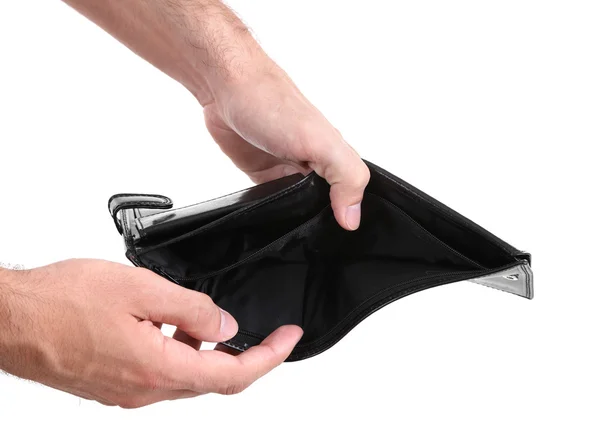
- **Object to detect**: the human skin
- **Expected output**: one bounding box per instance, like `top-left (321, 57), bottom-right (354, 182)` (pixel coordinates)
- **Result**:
top-left (0, 260), bottom-right (303, 406)
top-left (0, 0), bottom-right (370, 407)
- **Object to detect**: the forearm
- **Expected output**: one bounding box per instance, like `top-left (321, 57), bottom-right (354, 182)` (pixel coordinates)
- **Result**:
top-left (62, 0), bottom-right (270, 105)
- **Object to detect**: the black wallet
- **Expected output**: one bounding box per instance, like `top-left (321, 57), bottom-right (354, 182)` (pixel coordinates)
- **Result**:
top-left (108, 160), bottom-right (533, 361)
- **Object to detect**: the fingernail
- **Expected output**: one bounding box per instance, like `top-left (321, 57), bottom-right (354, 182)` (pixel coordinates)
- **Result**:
top-left (219, 308), bottom-right (238, 339)
top-left (345, 203), bottom-right (361, 230)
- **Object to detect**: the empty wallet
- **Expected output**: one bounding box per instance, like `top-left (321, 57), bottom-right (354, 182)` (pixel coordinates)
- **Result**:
top-left (108, 160), bottom-right (533, 361)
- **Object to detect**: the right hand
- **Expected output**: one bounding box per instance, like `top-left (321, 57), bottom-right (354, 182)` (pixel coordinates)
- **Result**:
top-left (0, 259), bottom-right (303, 407)
top-left (203, 62), bottom-right (371, 231)
top-left (62, 0), bottom-right (370, 231)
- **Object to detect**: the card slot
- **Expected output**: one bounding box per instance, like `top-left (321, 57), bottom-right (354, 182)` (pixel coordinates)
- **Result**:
top-left (135, 173), bottom-right (306, 245)
top-left (138, 197), bottom-right (330, 280)
top-left (193, 205), bottom-right (334, 282)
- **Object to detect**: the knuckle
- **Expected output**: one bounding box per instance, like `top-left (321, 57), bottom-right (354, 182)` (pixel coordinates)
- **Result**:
top-left (195, 291), bottom-right (214, 306)
top-left (289, 122), bottom-right (326, 160)
top-left (354, 163), bottom-right (371, 188)
top-left (344, 162), bottom-right (370, 191)
top-left (193, 294), bottom-right (219, 325)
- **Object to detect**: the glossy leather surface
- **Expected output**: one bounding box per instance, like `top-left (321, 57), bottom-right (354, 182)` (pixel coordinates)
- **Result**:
top-left (108, 193), bottom-right (172, 234)
top-left (469, 263), bottom-right (533, 298)
top-left (109, 160), bottom-right (533, 361)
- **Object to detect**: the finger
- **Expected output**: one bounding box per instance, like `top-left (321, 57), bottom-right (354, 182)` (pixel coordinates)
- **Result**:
top-left (153, 322), bottom-right (163, 330)
top-left (189, 325), bottom-right (303, 395)
top-left (135, 270), bottom-right (238, 342)
top-left (214, 343), bottom-right (242, 356)
top-left (308, 142), bottom-right (370, 231)
top-left (173, 328), bottom-right (202, 350)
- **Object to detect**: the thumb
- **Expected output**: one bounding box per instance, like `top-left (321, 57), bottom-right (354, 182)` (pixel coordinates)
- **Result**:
top-left (137, 271), bottom-right (239, 342)
top-left (309, 141), bottom-right (370, 231)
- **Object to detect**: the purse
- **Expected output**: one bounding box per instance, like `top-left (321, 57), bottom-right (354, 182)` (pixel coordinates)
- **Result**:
top-left (108, 160), bottom-right (533, 361)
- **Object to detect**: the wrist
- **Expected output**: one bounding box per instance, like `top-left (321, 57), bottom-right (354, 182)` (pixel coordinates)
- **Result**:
top-left (188, 29), bottom-right (274, 107)
top-left (175, 2), bottom-right (276, 106)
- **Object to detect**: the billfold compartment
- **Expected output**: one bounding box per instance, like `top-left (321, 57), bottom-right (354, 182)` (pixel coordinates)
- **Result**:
top-left (109, 160), bottom-right (533, 361)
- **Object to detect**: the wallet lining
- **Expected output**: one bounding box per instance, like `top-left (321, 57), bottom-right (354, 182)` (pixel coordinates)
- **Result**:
top-left (182, 193), bottom-right (488, 346)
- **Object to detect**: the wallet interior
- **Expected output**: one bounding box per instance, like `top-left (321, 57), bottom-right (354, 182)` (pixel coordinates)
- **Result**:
top-left (117, 161), bottom-right (531, 360)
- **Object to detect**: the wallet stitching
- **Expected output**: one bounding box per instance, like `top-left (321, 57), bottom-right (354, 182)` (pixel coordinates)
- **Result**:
top-left (136, 175), bottom-right (319, 255)
top-left (113, 200), bottom-right (171, 211)
top-left (221, 340), bottom-right (248, 352)
top-left (376, 171), bottom-right (514, 256)
top-left (233, 328), bottom-right (266, 342)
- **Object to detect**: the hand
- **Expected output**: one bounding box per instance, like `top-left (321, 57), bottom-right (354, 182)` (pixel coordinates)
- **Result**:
top-left (0, 260), bottom-right (303, 407)
top-left (203, 62), bottom-right (370, 231)
top-left (62, 0), bottom-right (370, 231)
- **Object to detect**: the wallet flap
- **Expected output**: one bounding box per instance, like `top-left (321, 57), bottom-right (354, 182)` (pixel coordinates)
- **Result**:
top-left (108, 193), bottom-right (173, 234)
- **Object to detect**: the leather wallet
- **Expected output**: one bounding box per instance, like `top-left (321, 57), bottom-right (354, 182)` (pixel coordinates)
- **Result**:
top-left (108, 160), bottom-right (533, 361)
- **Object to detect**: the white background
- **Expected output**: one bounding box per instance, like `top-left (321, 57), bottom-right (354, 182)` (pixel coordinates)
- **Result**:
top-left (1, 0), bottom-right (599, 423)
